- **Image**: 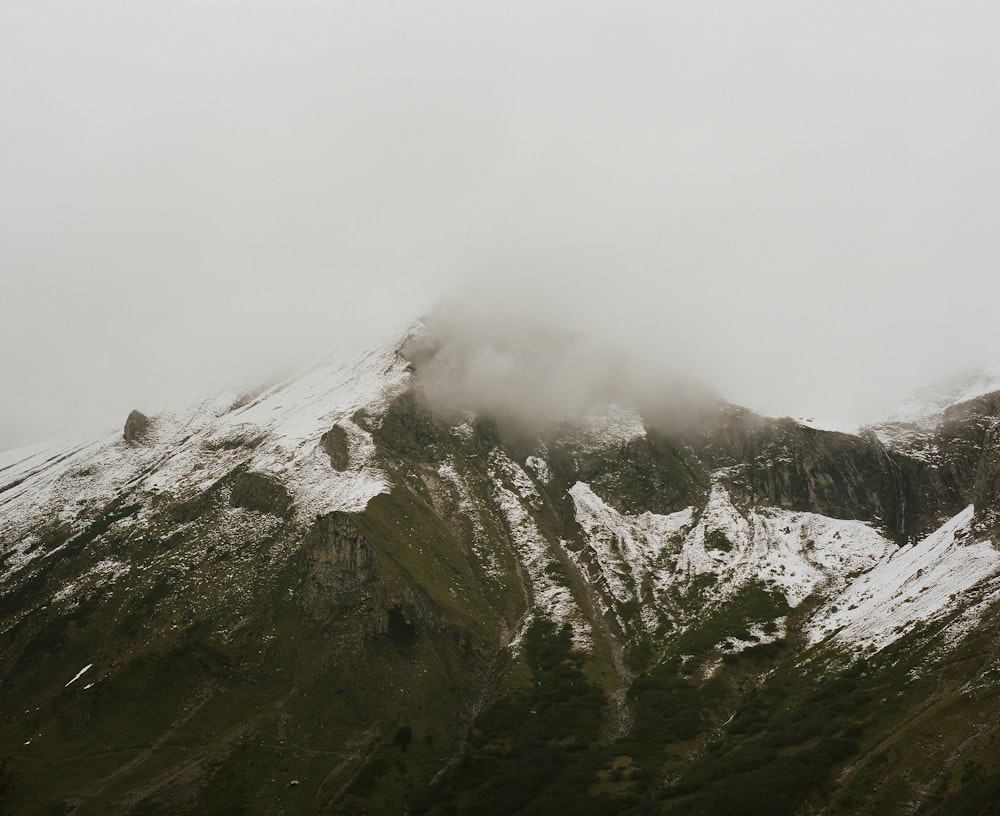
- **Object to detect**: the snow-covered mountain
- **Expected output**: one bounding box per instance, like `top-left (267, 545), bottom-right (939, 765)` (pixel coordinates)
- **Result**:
top-left (2, 322), bottom-right (1000, 816)
top-left (890, 366), bottom-right (1000, 424)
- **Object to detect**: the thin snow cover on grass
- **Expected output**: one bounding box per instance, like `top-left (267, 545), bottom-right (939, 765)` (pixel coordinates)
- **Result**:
top-left (0, 436), bottom-right (90, 485)
top-left (437, 460), bottom-right (503, 581)
top-left (488, 449), bottom-right (591, 648)
top-left (568, 482), bottom-right (693, 632)
top-left (1, 533), bottom-right (46, 582)
top-left (220, 329), bottom-right (414, 517)
top-left (141, 501), bottom-right (287, 617)
top-left (53, 558), bottom-right (131, 604)
top-left (0, 428), bottom-right (168, 581)
top-left (806, 506), bottom-right (1000, 654)
top-left (933, 573), bottom-right (1000, 661)
top-left (0, 434), bottom-right (130, 525)
top-left (910, 571), bottom-right (1000, 681)
top-left (569, 475), bottom-right (895, 631)
top-left (677, 478), bottom-right (896, 608)
top-left (0, 324), bottom-right (416, 585)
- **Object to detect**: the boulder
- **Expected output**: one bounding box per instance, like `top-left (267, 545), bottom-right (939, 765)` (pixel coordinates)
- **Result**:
top-left (320, 425), bottom-right (351, 471)
top-left (123, 409), bottom-right (151, 443)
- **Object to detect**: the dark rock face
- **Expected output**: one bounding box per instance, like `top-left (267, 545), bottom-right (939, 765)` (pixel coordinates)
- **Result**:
top-left (547, 434), bottom-right (706, 516)
top-left (388, 607), bottom-right (419, 653)
top-left (368, 391), bottom-right (451, 461)
top-left (894, 454), bottom-right (970, 540)
top-left (229, 471), bottom-right (293, 517)
top-left (974, 421), bottom-right (1000, 537)
top-left (694, 411), bottom-right (898, 528)
top-left (320, 424), bottom-right (351, 470)
top-left (299, 512), bottom-right (379, 620)
top-left (683, 397), bottom-right (1000, 542)
top-left (893, 391), bottom-right (1000, 538)
top-left (937, 392), bottom-right (1000, 479)
top-left (123, 409), bottom-right (151, 443)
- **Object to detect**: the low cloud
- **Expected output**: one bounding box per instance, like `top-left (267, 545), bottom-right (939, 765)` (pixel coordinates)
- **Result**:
top-left (408, 296), bottom-right (720, 437)
top-left (2, 2), bottom-right (999, 450)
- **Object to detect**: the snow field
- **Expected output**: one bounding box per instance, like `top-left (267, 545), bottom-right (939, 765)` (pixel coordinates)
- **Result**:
top-left (487, 450), bottom-right (591, 649)
top-left (806, 506), bottom-right (1000, 653)
top-left (569, 475), bottom-right (895, 637)
top-left (1, 326), bottom-right (417, 585)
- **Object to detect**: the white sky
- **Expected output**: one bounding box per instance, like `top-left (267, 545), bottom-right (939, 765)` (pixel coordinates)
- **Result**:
top-left (2, 2), bottom-right (999, 450)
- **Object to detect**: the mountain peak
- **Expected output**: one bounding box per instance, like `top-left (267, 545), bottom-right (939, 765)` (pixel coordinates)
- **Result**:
top-left (3, 320), bottom-right (1000, 815)
top-left (889, 365), bottom-right (1000, 424)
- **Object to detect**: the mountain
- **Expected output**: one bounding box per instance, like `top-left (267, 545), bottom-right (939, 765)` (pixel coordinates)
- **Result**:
top-left (2, 323), bottom-right (1000, 815)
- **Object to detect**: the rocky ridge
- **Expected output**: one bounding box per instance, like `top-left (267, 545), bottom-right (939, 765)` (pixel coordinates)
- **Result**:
top-left (1, 325), bottom-right (999, 815)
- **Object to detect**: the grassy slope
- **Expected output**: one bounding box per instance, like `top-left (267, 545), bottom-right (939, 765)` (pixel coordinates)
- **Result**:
top-left (2, 394), bottom-right (999, 815)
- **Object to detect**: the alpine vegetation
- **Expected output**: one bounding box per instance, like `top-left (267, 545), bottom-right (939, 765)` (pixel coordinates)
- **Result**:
top-left (2, 319), bottom-right (1000, 815)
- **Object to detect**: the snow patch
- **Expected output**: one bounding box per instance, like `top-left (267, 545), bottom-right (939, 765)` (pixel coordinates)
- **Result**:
top-left (806, 506), bottom-right (1000, 653)
top-left (793, 418), bottom-right (860, 435)
top-left (490, 450), bottom-right (542, 506)
top-left (437, 461), bottom-right (503, 581)
top-left (676, 482), bottom-right (894, 608)
top-left (65, 664), bottom-right (93, 687)
top-left (488, 451), bottom-right (590, 648)
top-left (568, 482), bottom-right (693, 632)
top-left (449, 415), bottom-right (476, 442)
top-left (717, 619), bottom-right (787, 654)
top-left (569, 476), bottom-right (894, 637)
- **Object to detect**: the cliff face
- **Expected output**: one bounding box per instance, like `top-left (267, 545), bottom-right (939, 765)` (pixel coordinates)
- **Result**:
top-left (299, 512), bottom-right (380, 620)
top-left (2, 331), bottom-right (1000, 816)
top-left (975, 420), bottom-right (1000, 537)
top-left (694, 411), bottom-right (898, 524)
top-left (877, 391), bottom-right (1000, 539)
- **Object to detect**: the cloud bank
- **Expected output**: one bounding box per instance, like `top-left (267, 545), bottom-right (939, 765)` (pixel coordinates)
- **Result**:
top-left (408, 296), bottom-right (722, 438)
top-left (2, 2), bottom-right (999, 449)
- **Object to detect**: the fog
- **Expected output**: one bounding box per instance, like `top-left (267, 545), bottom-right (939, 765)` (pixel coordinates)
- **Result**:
top-left (2, 2), bottom-right (999, 451)
top-left (410, 293), bottom-right (735, 440)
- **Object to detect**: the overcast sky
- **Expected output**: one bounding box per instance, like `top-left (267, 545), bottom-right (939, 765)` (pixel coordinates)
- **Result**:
top-left (2, 2), bottom-right (999, 451)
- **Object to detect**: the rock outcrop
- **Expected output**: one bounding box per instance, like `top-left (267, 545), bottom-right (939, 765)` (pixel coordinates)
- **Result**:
top-left (882, 390), bottom-right (1000, 538)
top-left (695, 411), bottom-right (899, 528)
top-left (320, 424), bottom-right (351, 470)
top-left (123, 409), bottom-right (151, 443)
top-left (974, 420), bottom-right (1000, 537)
top-left (229, 470), bottom-right (294, 517)
top-left (299, 512), bottom-right (379, 620)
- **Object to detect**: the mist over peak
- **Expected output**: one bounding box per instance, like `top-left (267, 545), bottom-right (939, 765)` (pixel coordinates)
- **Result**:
top-left (404, 300), bottom-right (720, 438)
top-left (3, 2), bottom-right (999, 451)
